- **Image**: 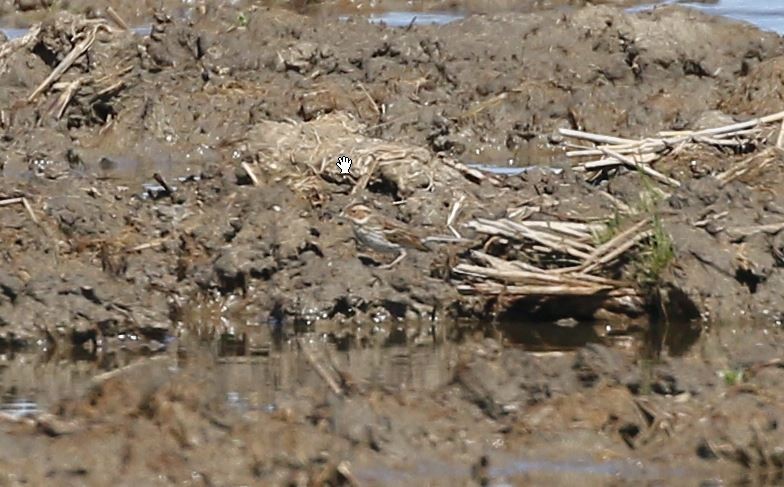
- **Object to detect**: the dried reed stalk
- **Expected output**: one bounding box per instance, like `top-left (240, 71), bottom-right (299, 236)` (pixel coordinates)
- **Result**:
top-left (560, 110), bottom-right (784, 186)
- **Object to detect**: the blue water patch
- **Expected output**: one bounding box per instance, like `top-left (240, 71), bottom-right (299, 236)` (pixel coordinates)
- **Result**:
top-left (0, 397), bottom-right (39, 419)
top-left (340, 11), bottom-right (465, 27)
top-left (466, 164), bottom-right (564, 176)
top-left (631, 1), bottom-right (784, 35)
top-left (0, 27), bottom-right (27, 40)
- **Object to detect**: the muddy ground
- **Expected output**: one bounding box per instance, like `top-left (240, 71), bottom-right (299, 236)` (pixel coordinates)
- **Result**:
top-left (1, 0), bottom-right (784, 484)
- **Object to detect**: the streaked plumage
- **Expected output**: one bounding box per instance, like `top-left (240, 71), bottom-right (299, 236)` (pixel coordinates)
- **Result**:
top-left (342, 204), bottom-right (428, 268)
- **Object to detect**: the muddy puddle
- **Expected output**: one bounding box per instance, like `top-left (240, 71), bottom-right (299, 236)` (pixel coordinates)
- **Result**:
top-left (2, 320), bottom-right (779, 485)
top-left (0, 321), bottom-right (720, 485)
top-left (0, 319), bottom-right (651, 419)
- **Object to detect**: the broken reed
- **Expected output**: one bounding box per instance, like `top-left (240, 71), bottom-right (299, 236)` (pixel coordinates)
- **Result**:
top-left (560, 109), bottom-right (784, 188)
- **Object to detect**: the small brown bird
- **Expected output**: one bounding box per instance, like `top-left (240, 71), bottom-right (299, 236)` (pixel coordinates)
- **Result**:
top-left (342, 203), bottom-right (429, 269)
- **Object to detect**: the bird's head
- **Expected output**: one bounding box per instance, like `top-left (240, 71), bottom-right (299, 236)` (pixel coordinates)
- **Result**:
top-left (341, 204), bottom-right (374, 225)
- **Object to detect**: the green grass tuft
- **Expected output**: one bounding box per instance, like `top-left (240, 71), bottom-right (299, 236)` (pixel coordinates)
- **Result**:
top-left (719, 368), bottom-right (744, 386)
top-left (634, 214), bottom-right (675, 287)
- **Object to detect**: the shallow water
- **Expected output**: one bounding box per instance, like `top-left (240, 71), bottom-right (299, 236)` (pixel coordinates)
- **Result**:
top-left (0, 327), bottom-right (673, 484)
top-left (339, 11), bottom-right (465, 27)
top-left (634, 0), bottom-right (784, 34)
top-left (0, 2), bottom-right (782, 37)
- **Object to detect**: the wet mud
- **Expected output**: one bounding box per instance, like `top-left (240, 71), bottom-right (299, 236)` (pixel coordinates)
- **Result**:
top-left (1, 0), bottom-right (784, 484)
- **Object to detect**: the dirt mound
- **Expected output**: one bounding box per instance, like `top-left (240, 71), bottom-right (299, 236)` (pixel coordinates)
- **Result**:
top-left (0, 4), bottom-right (782, 348)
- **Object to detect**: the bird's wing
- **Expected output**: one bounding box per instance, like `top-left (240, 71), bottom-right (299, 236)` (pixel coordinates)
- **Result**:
top-left (384, 227), bottom-right (430, 251)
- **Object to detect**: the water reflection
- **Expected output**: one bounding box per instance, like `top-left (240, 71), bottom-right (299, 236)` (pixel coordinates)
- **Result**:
top-left (214, 334), bottom-right (458, 415)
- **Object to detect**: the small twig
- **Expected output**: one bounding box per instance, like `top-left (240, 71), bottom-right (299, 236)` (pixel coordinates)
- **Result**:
top-left (0, 197), bottom-right (23, 206)
top-left (356, 82), bottom-right (380, 116)
top-left (467, 218), bottom-right (595, 260)
top-left (717, 148), bottom-right (777, 186)
top-left (600, 148), bottom-right (681, 188)
top-left (28, 26), bottom-right (100, 103)
top-left (582, 230), bottom-right (653, 274)
top-left (1, 196), bottom-right (39, 224)
top-left (241, 162), bottom-right (260, 186)
top-left (598, 191), bottom-right (634, 215)
top-left (558, 128), bottom-right (638, 145)
top-left (90, 355), bottom-right (170, 387)
top-left (20, 197), bottom-right (39, 224)
top-left (336, 462), bottom-right (360, 487)
top-left (351, 156), bottom-right (378, 195)
top-left (106, 6), bottom-right (130, 31)
top-left (726, 222), bottom-right (784, 242)
top-left (458, 282), bottom-right (638, 297)
top-left (439, 156), bottom-right (501, 185)
top-left (657, 110), bottom-right (784, 139)
top-left (50, 78), bottom-right (84, 119)
top-left (573, 219), bottom-right (650, 273)
top-left (447, 194), bottom-right (466, 238)
top-left (581, 152), bottom-right (660, 170)
top-left (126, 239), bottom-right (168, 252)
top-left (777, 119), bottom-right (784, 149)
top-left (297, 338), bottom-right (344, 396)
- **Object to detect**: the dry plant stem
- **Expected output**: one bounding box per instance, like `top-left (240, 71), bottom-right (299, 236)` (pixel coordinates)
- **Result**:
top-left (468, 218), bottom-right (594, 260)
top-left (582, 152), bottom-right (659, 170)
top-left (559, 128), bottom-right (638, 145)
top-left (561, 113), bottom-right (784, 185)
top-left (0, 197), bottom-right (38, 224)
top-left (570, 219), bottom-right (650, 273)
top-left (297, 338), bottom-right (344, 396)
top-left (777, 119), bottom-right (784, 149)
top-left (600, 148), bottom-right (681, 188)
top-left (598, 191), bottom-right (634, 215)
top-left (453, 263), bottom-right (610, 289)
top-left (447, 194), bottom-right (466, 238)
top-left (336, 462), bottom-right (360, 487)
top-left (106, 6), bottom-right (130, 31)
top-left (89, 355), bottom-right (170, 386)
top-left (20, 197), bottom-right (39, 224)
top-left (51, 78), bottom-right (84, 119)
top-left (726, 222), bottom-right (784, 242)
top-left (458, 282), bottom-right (638, 297)
top-left (28, 26), bottom-right (100, 103)
top-left (356, 82), bottom-right (380, 116)
top-left (127, 239), bottom-right (168, 252)
top-left (351, 156), bottom-right (379, 195)
top-left (515, 220), bottom-right (601, 240)
top-left (582, 230), bottom-right (653, 274)
top-left (471, 250), bottom-right (628, 287)
top-left (503, 219), bottom-right (595, 252)
top-left (439, 156), bottom-right (501, 185)
top-left (241, 162), bottom-right (260, 186)
top-left (717, 148), bottom-right (778, 186)
top-left (0, 197), bottom-right (23, 206)
top-left (657, 110), bottom-right (784, 138)
top-left (592, 219), bottom-right (649, 258)
top-left (477, 253), bottom-right (626, 286)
